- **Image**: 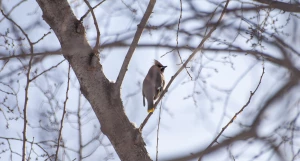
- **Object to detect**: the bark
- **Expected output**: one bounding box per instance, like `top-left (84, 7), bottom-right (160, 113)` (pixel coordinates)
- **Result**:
top-left (36, 0), bottom-right (151, 160)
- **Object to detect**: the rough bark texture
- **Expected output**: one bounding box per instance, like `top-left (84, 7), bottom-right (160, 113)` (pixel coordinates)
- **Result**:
top-left (36, 0), bottom-right (151, 160)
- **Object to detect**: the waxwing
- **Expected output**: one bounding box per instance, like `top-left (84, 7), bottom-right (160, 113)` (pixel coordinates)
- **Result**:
top-left (142, 60), bottom-right (167, 113)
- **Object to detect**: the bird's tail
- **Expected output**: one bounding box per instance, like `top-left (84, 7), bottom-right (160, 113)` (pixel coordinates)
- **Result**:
top-left (147, 101), bottom-right (154, 113)
top-left (143, 91), bottom-right (145, 107)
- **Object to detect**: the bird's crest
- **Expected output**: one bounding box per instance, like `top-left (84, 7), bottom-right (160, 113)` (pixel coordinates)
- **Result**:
top-left (154, 59), bottom-right (164, 67)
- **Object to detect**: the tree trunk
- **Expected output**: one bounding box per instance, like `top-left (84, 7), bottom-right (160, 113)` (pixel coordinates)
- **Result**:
top-left (36, 0), bottom-right (151, 160)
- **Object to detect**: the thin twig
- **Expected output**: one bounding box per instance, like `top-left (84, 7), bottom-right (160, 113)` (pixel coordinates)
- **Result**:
top-left (115, 0), bottom-right (156, 88)
top-left (0, 136), bottom-right (52, 161)
top-left (198, 67), bottom-right (265, 161)
top-left (169, 130), bottom-right (255, 161)
top-left (156, 101), bottom-right (163, 161)
top-left (22, 55), bottom-right (33, 161)
top-left (83, 0), bottom-right (101, 52)
top-left (121, 0), bottom-right (136, 13)
top-left (32, 31), bottom-right (51, 45)
top-left (30, 59), bottom-right (65, 82)
top-left (6, 140), bottom-right (13, 161)
top-left (1, 10), bottom-right (32, 45)
top-left (251, 79), bottom-right (298, 128)
top-left (0, 59), bottom-right (9, 72)
top-left (77, 92), bottom-right (83, 160)
top-left (176, 0), bottom-right (183, 59)
top-left (0, 50), bottom-right (61, 60)
top-left (139, 0), bottom-right (230, 131)
top-left (0, 1), bottom-right (26, 22)
top-left (161, 48), bottom-right (176, 58)
top-left (173, 0), bottom-right (184, 63)
top-left (1, 9), bottom-right (35, 161)
top-left (79, 0), bottom-right (106, 22)
top-left (27, 137), bottom-right (34, 161)
top-left (175, 0), bottom-right (192, 79)
top-left (55, 64), bottom-right (71, 161)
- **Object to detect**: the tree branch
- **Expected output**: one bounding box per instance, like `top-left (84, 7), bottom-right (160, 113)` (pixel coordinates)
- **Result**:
top-left (255, 0), bottom-right (300, 13)
top-left (36, 0), bottom-right (151, 160)
top-left (0, 50), bottom-right (61, 60)
top-left (167, 130), bottom-right (256, 161)
top-left (252, 79), bottom-right (298, 129)
top-left (30, 59), bottom-right (65, 82)
top-left (83, 0), bottom-right (101, 52)
top-left (55, 64), bottom-right (71, 161)
top-left (79, 0), bottom-right (106, 22)
top-left (198, 67), bottom-right (265, 161)
top-left (139, 0), bottom-right (230, 131)
top-left (115, 0), bottom-right (156, 88)
top-left (1, 8), bottom-right (35, 161)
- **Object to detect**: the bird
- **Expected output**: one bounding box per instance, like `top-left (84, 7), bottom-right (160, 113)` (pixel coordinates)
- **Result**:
top-left (142, 60), bottom-right (167, 113)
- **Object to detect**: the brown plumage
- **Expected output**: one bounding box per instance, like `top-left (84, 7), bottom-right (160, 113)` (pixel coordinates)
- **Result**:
top-left (142, 60), bottom-right (167, 113)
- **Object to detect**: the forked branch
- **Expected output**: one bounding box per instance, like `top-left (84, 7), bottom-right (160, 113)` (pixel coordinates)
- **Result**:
top-left (116, 0), bottom-right (156, 88)
top-left (139, 0), bottom-right (230, 131)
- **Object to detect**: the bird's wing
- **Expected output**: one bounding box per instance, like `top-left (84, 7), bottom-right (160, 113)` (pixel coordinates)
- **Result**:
top-left (154, 72), bottom-right (163, 99)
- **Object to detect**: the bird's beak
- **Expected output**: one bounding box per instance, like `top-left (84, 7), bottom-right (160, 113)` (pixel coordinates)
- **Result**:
top-left (162, 66), bottom-right (167, 69)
